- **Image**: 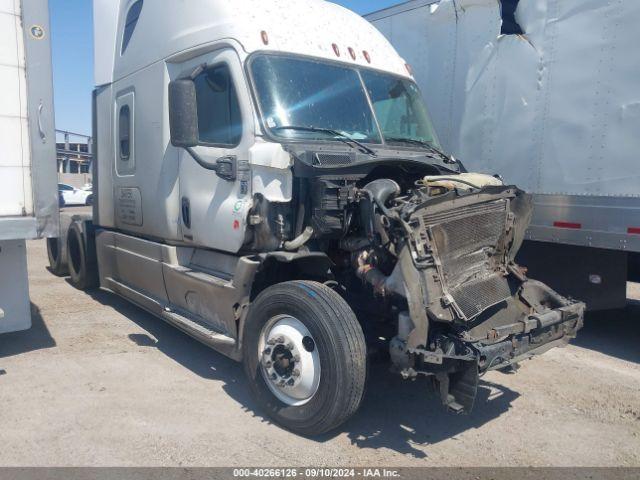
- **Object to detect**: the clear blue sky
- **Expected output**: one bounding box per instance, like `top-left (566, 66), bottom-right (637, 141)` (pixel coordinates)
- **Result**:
top-left (49, 0), bottom-right (401, 136)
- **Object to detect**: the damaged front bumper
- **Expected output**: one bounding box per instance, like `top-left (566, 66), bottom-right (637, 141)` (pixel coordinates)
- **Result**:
top-left (389, 186), bottom-right (585, 413)
top-left (475, 300), bottom-right (583, 372)
top-left (395, 284), bottom-right (584, 414)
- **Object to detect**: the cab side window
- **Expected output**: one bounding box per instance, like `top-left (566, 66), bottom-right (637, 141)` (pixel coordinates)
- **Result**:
top-left (193, 64), bottom-right (242, 147)
top-left (115, 92), bottom-right (135, 176)
top-left (119, 105), bottom-right (131, 160)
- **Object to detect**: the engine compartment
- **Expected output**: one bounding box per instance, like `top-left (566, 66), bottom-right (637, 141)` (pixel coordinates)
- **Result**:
top-left (244, 150), bottom-right (584, 413)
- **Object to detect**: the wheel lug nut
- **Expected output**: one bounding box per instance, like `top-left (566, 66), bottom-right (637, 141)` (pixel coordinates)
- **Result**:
top-left (267, 339), bottom-right (276, 346)
top-left (294, 355), bottom-right (300, 362)
top-left (278, 380), bottom-right (286, 387)
top-left (285, 343), bottom-right (294, 350)
top-left (263, 360), bottom-right (272, 368)
top-left (292, 369), bottom-right (300, 377)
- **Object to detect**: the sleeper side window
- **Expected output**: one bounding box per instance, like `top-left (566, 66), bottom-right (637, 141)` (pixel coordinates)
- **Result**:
top-left (193, 64), bottom-right (242, 146)
top-left (115, 92), bottom-right (135, 176)
top-left (121, 0), bottom-right (143, 54)
top-left (119, 105), bottom-right (131, 160)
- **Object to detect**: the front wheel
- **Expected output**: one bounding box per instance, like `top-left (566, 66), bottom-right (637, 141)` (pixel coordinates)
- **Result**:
top-left (243, 281), bottom-right (366, 436)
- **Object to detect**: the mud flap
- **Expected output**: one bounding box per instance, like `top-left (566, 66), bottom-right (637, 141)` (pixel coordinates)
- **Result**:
top-left (436, 359), bottom-right (479, 414)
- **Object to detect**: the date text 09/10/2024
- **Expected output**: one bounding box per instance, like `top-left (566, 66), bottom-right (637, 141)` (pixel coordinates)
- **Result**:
top-left (232, 468), bottom-right (401, 478)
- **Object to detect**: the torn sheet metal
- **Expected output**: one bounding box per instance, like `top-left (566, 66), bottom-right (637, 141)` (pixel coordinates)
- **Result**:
top-left (368, 0), bottom-right (640, 198)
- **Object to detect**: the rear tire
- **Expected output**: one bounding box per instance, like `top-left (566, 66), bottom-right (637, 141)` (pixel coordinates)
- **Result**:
top-left (46, 237), bottom-right (68, 276)
top-left (67, 222), bottom-right (99, 290)
top-left (243, 281), bottom-right (366, 436)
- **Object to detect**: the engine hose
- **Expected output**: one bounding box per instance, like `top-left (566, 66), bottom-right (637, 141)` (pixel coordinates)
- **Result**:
top-left (354, 250), bottom-right (390, 296)
top-left (358, 265), bottom-right (388, 295)
top-left (424, 177), bottom-right (481, 190)
top-left (283, 226), bottom-right (314, 251)
top-left (360, 179), bottom-right (401, 241)
top-left (362, 179), bottom-right (401, 218)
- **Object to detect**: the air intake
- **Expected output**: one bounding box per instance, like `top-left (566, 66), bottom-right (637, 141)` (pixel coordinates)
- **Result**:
top-left (313, 152), bottom-right (354, 167)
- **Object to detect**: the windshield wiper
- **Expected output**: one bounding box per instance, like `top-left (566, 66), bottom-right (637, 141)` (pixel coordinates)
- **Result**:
top-left (385, 137), bottom-right (457, 165)
top-left (273, 126), bottom-right (377, 157)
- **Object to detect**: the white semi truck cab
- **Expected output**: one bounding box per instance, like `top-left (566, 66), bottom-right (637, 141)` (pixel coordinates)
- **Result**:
top-left (49, 0), bottom-right (584, 435)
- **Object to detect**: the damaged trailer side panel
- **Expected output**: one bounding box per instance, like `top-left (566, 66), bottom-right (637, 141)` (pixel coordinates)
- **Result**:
top-left (368, 0), bottom-right (640, 200)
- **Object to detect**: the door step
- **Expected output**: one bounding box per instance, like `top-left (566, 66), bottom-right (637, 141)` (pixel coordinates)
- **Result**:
top-left (161, 306), bottom-right (239, 360)
top-left (169, 264), bottom-right (233, 288)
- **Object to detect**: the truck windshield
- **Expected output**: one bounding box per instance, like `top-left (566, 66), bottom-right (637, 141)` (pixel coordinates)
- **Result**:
top-left (250, 54), bottom-right (441, 149)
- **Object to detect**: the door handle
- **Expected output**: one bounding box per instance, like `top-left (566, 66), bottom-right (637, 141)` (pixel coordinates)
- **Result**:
top-left (181, 197), bottom-right (191, 229)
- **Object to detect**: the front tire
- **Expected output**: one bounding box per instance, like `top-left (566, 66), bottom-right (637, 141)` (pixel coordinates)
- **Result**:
top-left (243, 281), bottom-right (366, 436)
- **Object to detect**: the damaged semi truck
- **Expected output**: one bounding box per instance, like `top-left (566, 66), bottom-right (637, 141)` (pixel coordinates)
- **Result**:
top-left (48, 0), bottom-right (584, 435)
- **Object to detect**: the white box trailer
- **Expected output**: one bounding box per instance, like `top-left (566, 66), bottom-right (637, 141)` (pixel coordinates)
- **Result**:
top-left (0, 0), bottom-right (58, 333)
top-left (366, 0), bottom-right (640, 309)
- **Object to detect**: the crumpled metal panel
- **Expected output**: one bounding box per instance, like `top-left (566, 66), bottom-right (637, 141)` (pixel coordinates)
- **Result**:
top-left (458, 0), bottom-right (640, 197)
top-left (369, 0), bottom-right (640, 198)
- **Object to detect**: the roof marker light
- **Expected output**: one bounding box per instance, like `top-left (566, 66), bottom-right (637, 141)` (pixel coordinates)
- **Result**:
top-left (348, 47), bottom-right (356, 60)
top-left (261, 30), bottom-right (269, 45)
top-left (332, 43), bottom-right (341, 57)
top-left (363, 50), bottom-right (371, 63)
top-left (553, 221), bottom-right (582, 230)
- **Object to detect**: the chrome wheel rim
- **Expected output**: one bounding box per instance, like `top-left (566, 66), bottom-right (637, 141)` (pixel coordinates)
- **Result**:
top-left (258, 315), bottom-right (321, 406)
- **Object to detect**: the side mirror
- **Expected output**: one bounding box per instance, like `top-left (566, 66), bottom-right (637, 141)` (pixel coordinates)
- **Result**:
top-left (168, 79), bottom-right (199, 148)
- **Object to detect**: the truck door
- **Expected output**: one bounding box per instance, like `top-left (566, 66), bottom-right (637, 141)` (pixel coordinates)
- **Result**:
top-left (176, 49), bottom-right (253, 253)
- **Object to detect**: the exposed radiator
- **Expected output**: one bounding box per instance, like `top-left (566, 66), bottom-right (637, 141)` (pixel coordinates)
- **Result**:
top-left (423, 199), bottom-right (511, 320)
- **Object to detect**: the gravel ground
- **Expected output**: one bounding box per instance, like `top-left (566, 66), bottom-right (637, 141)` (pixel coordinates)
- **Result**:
top-left (0, 239), bottom-right (638, 467)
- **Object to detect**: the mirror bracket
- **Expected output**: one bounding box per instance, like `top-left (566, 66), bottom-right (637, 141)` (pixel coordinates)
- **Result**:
top-left (214, 155), bottom-right (237, 182)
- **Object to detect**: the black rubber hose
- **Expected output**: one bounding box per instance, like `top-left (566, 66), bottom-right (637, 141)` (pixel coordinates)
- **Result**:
top-left (362, 179), bottom-right (401, 220)
top-left (362, 179), bottom-right (401, 207)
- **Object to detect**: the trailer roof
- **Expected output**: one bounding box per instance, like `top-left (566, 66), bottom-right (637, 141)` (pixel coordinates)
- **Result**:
top-left (94, 0), bottom-right (410, 86)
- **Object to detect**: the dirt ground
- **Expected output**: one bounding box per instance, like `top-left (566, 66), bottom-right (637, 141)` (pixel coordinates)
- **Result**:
top-left (0, 239), bottom-right (638, 467)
